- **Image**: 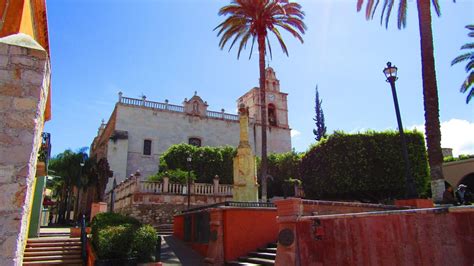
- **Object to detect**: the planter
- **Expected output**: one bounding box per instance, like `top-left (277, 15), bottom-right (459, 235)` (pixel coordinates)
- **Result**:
top-left (94, 258), bottom-right (137, 266)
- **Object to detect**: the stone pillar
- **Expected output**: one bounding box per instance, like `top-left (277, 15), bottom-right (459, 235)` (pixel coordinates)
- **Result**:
top-left (233, 104), bottom-right (258, 202)
top-left (213, 175), bottom-right (219, 195)
top-left (274, 198), bottom-right (303, 266)
top-left (134, 171), bottom-right (141, 193)
top-left (163, 176), bottom-right (169, 193)
top-left (0, 33), bottom-right (51, 265)
top-left (90, 202), bottom-right (108, 221)
top-left (204, 208), bottom-right (224, 265)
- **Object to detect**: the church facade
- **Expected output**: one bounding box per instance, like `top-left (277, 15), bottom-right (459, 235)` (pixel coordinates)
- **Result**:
top-left (90, 68), bottom-right (291, 192)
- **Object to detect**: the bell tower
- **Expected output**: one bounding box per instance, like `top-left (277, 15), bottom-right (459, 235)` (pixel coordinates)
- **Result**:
top-left (238, 67), bottom-right (289, 129)
top-left (237, 67), bottom-right (291, 155)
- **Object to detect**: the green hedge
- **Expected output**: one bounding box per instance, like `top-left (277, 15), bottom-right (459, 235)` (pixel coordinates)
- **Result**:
top-left (95, 225), bottom-right (135, 259)
top-left (132, 225), bottom-right (159, 263)
top-left (91, 213), bottom-right (141, 260)
top-left (263, 151), bottom-right (303, 198)
top-left (158, 144), bottom-right (236, 184)
top-left (300, 130), bottom-right (429, 202)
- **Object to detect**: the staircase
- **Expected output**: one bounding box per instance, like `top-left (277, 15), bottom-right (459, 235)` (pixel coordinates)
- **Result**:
top-left (23, 236), bottom-right (83, 265)
top-left (156, 223), bottom-right (174, 236)
top-left (227, 242), bottom-right (277, 266)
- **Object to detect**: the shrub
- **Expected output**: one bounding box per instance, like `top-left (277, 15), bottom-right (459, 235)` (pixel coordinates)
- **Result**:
top-left (91, 213), bottom-right (140, 257)
top-left (300, 130), bottom-right (429, 202)
top-left (132, 225), bottom-right (158, 263)
top-left (95, 225), bottom-right (134, 259)
top-left (259, 151), bottom-right (302, 198)
top-left (148, 168), bottom-right (196, 183)
top-left (158, 144), bottom-right (236, 184)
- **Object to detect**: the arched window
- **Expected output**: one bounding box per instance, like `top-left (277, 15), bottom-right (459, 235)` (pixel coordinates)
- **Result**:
top-left (268, 104), bottom-right (277, 126)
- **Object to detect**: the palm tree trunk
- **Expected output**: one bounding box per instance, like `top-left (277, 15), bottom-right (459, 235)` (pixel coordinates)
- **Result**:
top-left (258, 33), bottom-right (268, 202)
top-left (416, 0), bottom-right (445, 202)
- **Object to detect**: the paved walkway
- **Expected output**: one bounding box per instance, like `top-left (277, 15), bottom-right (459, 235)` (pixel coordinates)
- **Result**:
top-left (160, 235), bottom-right (205, 266)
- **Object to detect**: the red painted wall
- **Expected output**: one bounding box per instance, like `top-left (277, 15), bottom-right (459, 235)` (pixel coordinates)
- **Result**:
top-left (223, 209), bottom-right (278, 261)
top-left (294, 209), bottom-right (474, 266)
top-left (173, 215), bottom-right (184, 240)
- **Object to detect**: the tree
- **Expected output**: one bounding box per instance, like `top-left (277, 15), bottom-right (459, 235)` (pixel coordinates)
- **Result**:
top-left (49, 149), bottom-right (86, 223)
top-left (215, 0), bottom-right (306, 201)
top-left (451, 25), bottom-right (474, 104)
top-left (357, 0), bottom-right (452, 201)
top-left (312, 85), bottom-right (327, 141)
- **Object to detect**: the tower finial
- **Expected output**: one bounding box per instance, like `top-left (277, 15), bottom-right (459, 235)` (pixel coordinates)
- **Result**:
top-left (194, 91), bottom-right (197, 96)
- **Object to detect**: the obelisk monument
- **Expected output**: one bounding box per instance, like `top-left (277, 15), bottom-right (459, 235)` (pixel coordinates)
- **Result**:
top-left (233, 104), bottom-right (259, 201)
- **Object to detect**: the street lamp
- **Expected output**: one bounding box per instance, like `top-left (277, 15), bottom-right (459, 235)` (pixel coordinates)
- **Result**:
top-left (383, 62), bottom-right (418, 199)
top-left (186, 156), bottom-right (192, 209)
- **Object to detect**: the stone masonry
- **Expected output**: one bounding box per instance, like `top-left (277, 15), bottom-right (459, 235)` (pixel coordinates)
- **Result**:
top-left (0, 34), bottom-right (50, 266)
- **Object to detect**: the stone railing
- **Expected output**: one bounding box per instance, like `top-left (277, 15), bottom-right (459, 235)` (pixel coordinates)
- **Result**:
top-left (107, 172), bottom-right (233, 211)
top-left (118, 94), bottom-right (239, 121)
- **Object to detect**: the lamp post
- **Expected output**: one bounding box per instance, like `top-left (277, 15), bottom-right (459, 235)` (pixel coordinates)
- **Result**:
top-left (75, 153), bottom-right (86, 221)
top-left (383, 62), bottom-right (418, 199)
top-left (187, 156), bottom-right (192, 210)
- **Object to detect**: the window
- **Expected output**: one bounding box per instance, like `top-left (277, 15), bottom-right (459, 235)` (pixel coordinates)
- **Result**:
top-left (143, 139), bottom-right (152, 155)
top-left (189, 138), bottom-right (201, 147)
top-left (268, 104), bottom-right (277, 126)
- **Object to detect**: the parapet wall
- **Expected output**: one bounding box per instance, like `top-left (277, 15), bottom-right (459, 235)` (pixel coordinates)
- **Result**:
top-left (275, 198), bottom-right (474, 266)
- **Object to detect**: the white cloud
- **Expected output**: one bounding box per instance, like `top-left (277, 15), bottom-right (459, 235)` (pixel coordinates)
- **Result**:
top-left (291, 129), bottom-right (301, 138)
top-left (410, 119), bottom-right (474, 157)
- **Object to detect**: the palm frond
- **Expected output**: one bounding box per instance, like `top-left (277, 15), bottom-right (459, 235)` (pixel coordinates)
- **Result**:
top-left (270, 27), bottom-right (289, 56)
top-left (397, 0), bottom-right (407, 29)
top-left (384, 0), bottom-right (395, 29)
top-left (466, 60), bottom-right (474, 73)
top-left (431, 0), bottom-right (441, 17)
top-left (215, 0), bottom-right (305, 60)
top-left (451, 52), bottom-right (472, 66)
top-left (460, 72), bottom-right (473, 103)
top-left (460, 43), bottom-right (474, 50)
top-left (366, 0), bottom-right (375, 20)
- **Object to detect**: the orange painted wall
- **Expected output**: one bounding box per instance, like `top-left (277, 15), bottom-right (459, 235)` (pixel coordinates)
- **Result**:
top-left (223, 209), bottom-right (278, 261)
top-left (293, 209), bottom-right (474, 265)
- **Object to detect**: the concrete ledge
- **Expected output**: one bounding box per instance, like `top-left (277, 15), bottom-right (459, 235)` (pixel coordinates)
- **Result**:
top-left (299, 205), bottom-right (474, 221)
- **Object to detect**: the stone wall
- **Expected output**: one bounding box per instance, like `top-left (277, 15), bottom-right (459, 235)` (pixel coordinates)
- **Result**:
top-left (0, 34), bottom-right (50, 266)
top-left (118, 204), bottom-right (186, 226)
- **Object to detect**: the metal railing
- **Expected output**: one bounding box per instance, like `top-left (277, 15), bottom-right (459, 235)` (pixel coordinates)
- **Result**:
top-left (181, 201), bottom-right (276, 213)
top-left (80, 214), bottom-right (87, 265)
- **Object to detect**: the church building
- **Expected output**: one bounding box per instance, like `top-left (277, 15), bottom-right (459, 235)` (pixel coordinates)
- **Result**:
top-left (90, 68), bottom-right (291, 192)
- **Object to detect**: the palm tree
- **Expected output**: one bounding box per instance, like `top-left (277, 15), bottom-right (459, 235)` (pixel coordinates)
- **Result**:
top-left (451, 25), bottom-right (474, 104)
top-left (357, 0), bottom-right (452, 201)
top-left (215, 0), bottom-right (306, 201)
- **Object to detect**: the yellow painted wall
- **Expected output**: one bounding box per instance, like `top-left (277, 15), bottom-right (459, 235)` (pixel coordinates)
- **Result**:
top-left (19, 0), bottom-right (34, 38)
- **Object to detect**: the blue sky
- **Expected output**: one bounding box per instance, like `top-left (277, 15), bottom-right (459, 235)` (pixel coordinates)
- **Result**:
top-left (45, 0), bottom-right (473, 157)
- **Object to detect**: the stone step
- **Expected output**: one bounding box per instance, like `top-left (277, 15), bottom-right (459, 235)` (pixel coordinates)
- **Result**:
top-left (238, 256), bottom-right (275, 266)
top-left (24, 250), bottom-right (81, 257)
top-left (28, 237), bottom-right (80, 243)
top-left (226, 261), bottom-right (261, 266)
top-left (26, 242), bottom-right (81, 248)
top-left (257, 247), bottom-right (276, 253)
top-left (23, 254), bottom-right (82, 262)
top-left (25, 246), bottom-right (81, 253)
top-left (23, 258), bottom-right (83, 265)
top-left (267, 243), bottom-right (277, 248)
top-left (247, 252), bottom-right (276, 260)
